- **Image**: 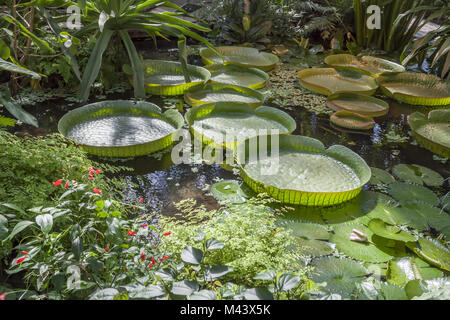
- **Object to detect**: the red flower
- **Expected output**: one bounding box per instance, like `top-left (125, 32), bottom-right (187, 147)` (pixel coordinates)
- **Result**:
top-left (0, 292), bottom-right (6, 300)
top-left (132, 206), bottom-right (136, 210)
top-left (163, 231), bottom-right (172, 236)
top-left (105, 247), bottom-right (109, 252)
top-left (153, 245), bottom-right (157, 249)
top-left (93, 189), bottom-right (101, 194)
top-left (141, 253), bottom-right (146, 260)
top-left (73, 181), bottom-right (77, 185)
top-left (148, 264), bottom-right (152, 268)
top-left (95, 169), bottom-right (102, 174)
top-left (89, 169), bottom-right (95, 175)
top-left (151, 257), bottom-right (156, 265)
top-left (16, 257), bottom-right (26, 264)
top-left (142, 224), bottom-right (147, 228)
top-left (158, 256), bottom-right (169, 262)
top-left (62, 169), bottom-right (66, 172)
top-left (21, 251), bottom-right (28, 255)
top-left (139, 198), bottom-right (144, 203)
top-left (64, 181), bottom-right (69, 189)
top-left (124, 267), bottom-right (127, 271)
top-left (52, 179), bottom-right (63, 187)
top-left (89, 177), bottom-right (94, 181)
top-left (88, 167), bottom-right (93, 171)
top-left (128, 230), bottom-right (136, 237)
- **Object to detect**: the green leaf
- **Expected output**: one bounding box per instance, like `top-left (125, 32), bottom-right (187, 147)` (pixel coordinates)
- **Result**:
top-left (125, 284), bottom-right (165, 299)
top-left (205, 238), bottom-right (225, 250)
top-left (171, 280), bottom-right (199, 296)
top-left (253, 270), bottom-right (276, 281)
top-left (3, 220), bottom-right (34, 243)
top-left (405, 278), bottom-right (450, 300)
top-left (180, 246), bottom-right (203, 265)
top-left (89, 288), bottom-right (119, 300)
top-left (35, 214), bottom-right (53, 234)
top-left (72, 237), bottom-right (82, 261)
top-left (387, 256), bottom-right (443, 286)
top-left (118, 30), bottom-right (145, 99)
top-left (392, 164), bottom-right (444, 187)
top-left (0, 39), bottom-right (10, 59)
top-left (188, 290), bottom-right (217, 300)
top-left (388, 182), bottom-right (440, 206)
top-left (0, 90), bottom-right (38, 127)
top-left (277, 273), bottom-right (301, 291)
top-left (243, 288), bottom-right (274, 300)
top-left (368, 219), bottom-right (416, 242)
top-left (210, 180), bottom-right (248, 204)
top-left (154, 268), bottom-right (175, 281)
top-left (0, 202), bottom-right (26, 215)
top-left (406, 238), bottom-right (450, 271)
top-left (203, 265), bottom-right (232, 280)
top-left (369, 167), bottom-right (396, 185)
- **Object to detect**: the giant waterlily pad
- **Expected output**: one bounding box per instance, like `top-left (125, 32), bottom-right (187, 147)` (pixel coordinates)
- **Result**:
top-left (136, 60), bottom-right (210, 96)
top-left (387, 257), bottom-right (444, 286)
top-left (310, 257), bottom-right (368, 299)
top-left (408, 109), bottom-right (450, 158)
top-left (237, 135), bottom-right (372, 206)
top-left (58, 100), bottom-right (184, 157)
top-left (205, 64), bottom-right (269, 89)
top-left (406, 238), bottom-right (450, 271)
top-left (330, 110), bottom-right (375, 130)
top-left (325, 54), bottom-right (405, 76)
top-left (388, 182), bottom-right (440, 206)
top-left (185, 102), bottom-right (296, 150)
top-left (377, 72), bottom-right (450, 106)
top-left (184, 83), bottom-right (265, 108)
top-left (200, 46), bottom-right (279, 72)
top-left (297, 68), bottom-right (378, 96)
top-left (330, 223), bottom-right (404, 262)
top-left (392, 164), bottom-right (444, 187)
top-left (327, 93), bottom-right (389, 117)
top-left (369, 167), bottom-right (396, 185)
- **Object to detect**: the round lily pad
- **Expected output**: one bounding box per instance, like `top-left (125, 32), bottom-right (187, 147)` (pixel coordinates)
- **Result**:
top-left (237, 135), bottom-right (372, 206)
top-left (200, 46), bottom-right (279, 72)
top-left (387, 256), bottom-right (444, 287)
top-left (58, 100), bottom-right (184, 157)
top-left (330, 110), bottom-right (375, 130)
top-left (367, 219), bottom-right (416, 242)
top-left (297, 68), bottom-right (379, 96)
top-left (310, 257), bottom-right (368, 299)
top-left (137, 60), bottom-right (210, 96)
top-left (205, 64), bottom-right (269, 89)
top-left (406, 238), bottom-right (450, 271)
top-left (327, 93), bottom-right (390, 118)
top-left (184, 83), bottom-right (265, 108)
top-left (388, 182), bottom-right (440, 206)
top-left (369, 167), bottom-right (396, 185)
top-left (408, 109), bottom-right (450, 158)
top-left (392, 164), bottom-right (444, 187)
top-left (377, 72), bottom-right (450, 106)
top-left (325, 54), bottom-right (405, 76)
top-left (210, 180), bottom-right (248, 204)
top-left (405, 278), bottom-right (450, 300)
top-left (330, 223), bottom-right (402, 262)
top-left (185, 102), bottom-right (296, 150)
top-left (442, 193), bottom-right (450, 212)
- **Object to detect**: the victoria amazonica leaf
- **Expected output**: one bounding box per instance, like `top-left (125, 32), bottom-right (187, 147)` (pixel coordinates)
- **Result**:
top-left (325, 54), bottom-right (405, 76)
top-left (58, 100), bottom-right (184, 157)
top-left (206, 64), bottom-right (269, 89)
top-left (330, 111), bottom-right (375, 130)
top-left (237, 135), bottom-right (371, 206)
top-left (327, 93), bottom-right (389, 118)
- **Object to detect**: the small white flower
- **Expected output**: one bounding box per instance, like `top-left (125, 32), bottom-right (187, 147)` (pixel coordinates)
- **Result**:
top-left (349, 229), bottom-right (368, 243)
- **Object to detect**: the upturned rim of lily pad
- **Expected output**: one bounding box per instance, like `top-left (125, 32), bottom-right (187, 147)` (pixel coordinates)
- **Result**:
top-left (327, 92), bottom-right (390, 118)
top-left (205, 64), bottom-right (270, 89)
top-left (330, 110), bottom-right (376, 130)
top-left (325, 54), bottom-right (405, 76)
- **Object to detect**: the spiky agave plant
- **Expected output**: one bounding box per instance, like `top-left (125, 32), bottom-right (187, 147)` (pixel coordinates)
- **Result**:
top-left (62, 0), bottom-right (216, 101)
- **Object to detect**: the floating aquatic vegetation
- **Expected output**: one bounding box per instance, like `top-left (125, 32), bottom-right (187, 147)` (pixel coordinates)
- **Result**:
top-left (387, 257), bottom-right (444, 287)
top-left (406, 238), bottom-right (450, 271)
top-left (388, 182), bottom-right (440, 206)
top-left (392, 164), bottom-right (444, 187)
top-left (205, 64), bottom-right (269, 89)
top-left (369, 167), bottom-right (396, 185)
top-left (58, 100), bottom-right (184, 157)
top-left (327, 92), bottom-right (389, 117)
top-left (367, 218), bottom-right (416, 242)
top-left (324, 54), bottom-right (405, 76)
top-left (330, 110), bottom-right (375, 130)
top-left (210, 180), bottom-right (248, 204)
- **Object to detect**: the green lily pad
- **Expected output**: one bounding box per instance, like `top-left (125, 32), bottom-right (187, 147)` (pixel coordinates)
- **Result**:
top-left (405, 278), bottom-right (450, 300)
top-left (408, 109), bottom-right (450, 158)
top-left (368, 219), bottom-right (416, 242)
top-left (369, 167), bottom-right (396, 185)
top-left (325, 54), bottom-right (405, 76)
top-left (378, 72), bottom-right (450, 106)
top-left (185, 102), bottom-right (295, 149)
top-left (297, 68), bottom-right (378, 96)
top-left (442, 193), bottom-right (450, 212)
top-left (200, 46), bottom-right (279, 72)
top-left (392, 164), bottom-right (444, 187)
top-left (388, 182), bottom-right (440, 206)
top-left (387, 256), bottom-right (444, 286)
top-left (406, 238), bottom-right (450, 271)
top-left (184, 83), bottom-right (265, 108)
top-left (237, 135), bottom-right (372, 206)
top-left (330, 223), bottom-right (403, 262)
top-left (210, 180), bottom-right (248, 204)
top-left (205, 64), bottom-right (269, 89)
top-left (310, 257), bottom-right (368, 299)
top-left (327, 93), bottom-right (390, 118)
top-left (330, 110), bottom-right (375, 130)
top-left (58, 100), bottom-right (184, 157)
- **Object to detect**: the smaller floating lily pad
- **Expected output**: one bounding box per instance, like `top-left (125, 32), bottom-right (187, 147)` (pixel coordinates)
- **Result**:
top-left (297, 68), bottom-right (378, 96)
top-left (184, 83), bottom-right (265, 108)
top-left (368, 219), bottom-right (416, 242)
top-left (408, 109), bottom-right (450, 158)
top-left (205, 64), bottom-right (269, 89)
top-left (325, 54), bottom-right (405, 76)
top-left (310, 257), bottom-right (368, 299)
top-left (378, 72), bottom-right (450, 106)
top-left (405, 278), bottom-right (450, 300)
top-left (392, 164), bottom-right (444, 187)
top-left (330, 110), bottom-right (375, 130)
top-left (387, 256), bottom-right (444, 287)
top-left (327, 92), bottom-right (389, 117)
top-left (369, 167), bottom-right (396, 185)
top-left (210, 180), bottom-right (248, 204)
top-left (388, 182), bottom-right (440, 206)
top-left (406, 238), bottom-right (450, 271)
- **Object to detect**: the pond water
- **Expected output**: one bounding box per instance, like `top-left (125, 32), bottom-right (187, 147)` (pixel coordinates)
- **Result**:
top-left (13, 43), bottom-right (449, 220)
